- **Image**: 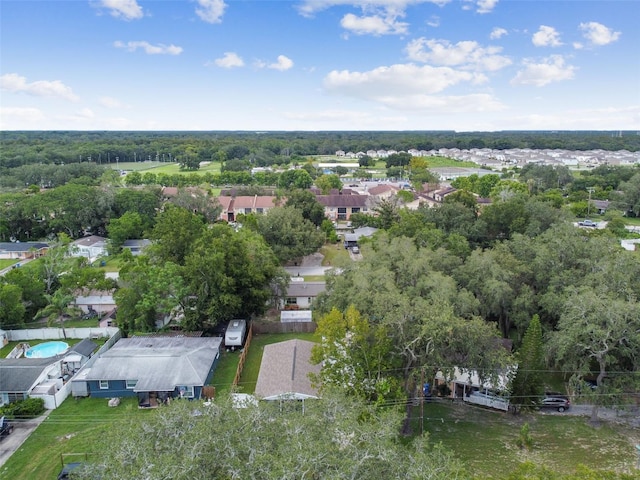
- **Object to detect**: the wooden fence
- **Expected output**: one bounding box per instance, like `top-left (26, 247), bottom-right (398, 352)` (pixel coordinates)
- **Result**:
top-left (232, 322), bottom-right (253, 387)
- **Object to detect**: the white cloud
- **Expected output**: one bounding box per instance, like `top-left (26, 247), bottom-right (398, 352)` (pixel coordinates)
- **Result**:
top-left (511, 55), bottom-right (576, 87)
top-left (532, 25), bottom-right (563, 47)
top-left (490, 27), bottom-right (507, 40)
top-left (97, 0), bottom-right (144, 20)
top-left (99, 97), bottom-right (130, 109)
top-left (195, 0), bottom-right (227, 24)
top-left (212, 52), bottom-right (245, 68)
top-left (268, 55), bottom-right (294, 71)
top-left (406, 38), bottom-right (511, 71)
top-left (426, 16), bottom-right (440, 27)
top-left (324, 63), bottom-right (487, 101)
top-left (476, 0), bottom-right (498, 14)
top-left (573, 42), bottom-right (584, 50)
top-left (114, 41), bottom-right (183, 55)
top-left (297, 0), bottom-right (451, 18)
top-left (0, 73), bottom-right (79, 101)
top-left (0, 107), bottom-right (46, 128)
top-left (579, 21), bottom-right (621, 46)
top-left (340, 13), bottom-right (408, 35)
top-left (462, 0), bottom-right (498, 13)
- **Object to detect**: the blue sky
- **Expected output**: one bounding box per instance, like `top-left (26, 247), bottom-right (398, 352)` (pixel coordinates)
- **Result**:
top-left (1, 0), bottom-right (638, 131)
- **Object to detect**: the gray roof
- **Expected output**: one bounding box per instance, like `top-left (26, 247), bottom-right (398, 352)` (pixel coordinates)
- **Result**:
top-left (83, 336), bottom-right (221, 392)
top-left (122, 239), bottom-right (152, 248)
top-left (70, 338), bottom-right (98, 358)
top-left (286, 282), bottom-right (326, 298)
top-left (254, 339), bottom-right (321, 400)
top-left (0, 242), bottom-right (48, 252)
top-left (316, 195), bottom-right (368, 208)
top-left (0, 357), bottom-right (60, 392)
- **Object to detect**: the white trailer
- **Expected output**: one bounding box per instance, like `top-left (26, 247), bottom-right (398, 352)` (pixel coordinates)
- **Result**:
top-left (225, 319), bottom-right (247, 351)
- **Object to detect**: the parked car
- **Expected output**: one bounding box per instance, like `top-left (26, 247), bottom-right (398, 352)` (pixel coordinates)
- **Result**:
top-left (0, 416), bottom-right (13, 440)
top-left (540, 394), bottom-right (570, 412)
top-left (578, 219), bottom-right (598, 227)
top-left (351, 246), bottom-right (360, 254)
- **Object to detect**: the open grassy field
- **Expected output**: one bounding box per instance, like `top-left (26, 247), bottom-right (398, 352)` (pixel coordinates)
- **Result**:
top-left (418, 401), bottom-right (639, 477)
top-left (113, 161), bottom-right (222, 175)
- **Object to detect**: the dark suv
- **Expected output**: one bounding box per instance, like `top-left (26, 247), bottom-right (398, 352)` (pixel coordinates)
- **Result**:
top-left (540, 393), bottom-right (570, 412)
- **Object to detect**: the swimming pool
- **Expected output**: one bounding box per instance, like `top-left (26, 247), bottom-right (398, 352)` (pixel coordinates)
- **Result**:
top-left (24, 341), bottom-right (69, 358)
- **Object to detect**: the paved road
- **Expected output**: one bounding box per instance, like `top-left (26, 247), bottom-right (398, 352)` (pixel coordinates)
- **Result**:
top-left (284, 266), bottom-right (338, 277)
top-left (0, 413), bottom-right (50, 467)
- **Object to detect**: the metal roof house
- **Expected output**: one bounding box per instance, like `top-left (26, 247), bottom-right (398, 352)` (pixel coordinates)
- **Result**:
top-left (254, 339), bottom-right (321, 401)
top-left (81, 336), bottom-right (222, 407)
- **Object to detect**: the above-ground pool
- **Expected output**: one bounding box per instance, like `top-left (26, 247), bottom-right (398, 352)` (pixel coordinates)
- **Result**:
top-left (25, 341), bottom-right (69, 358)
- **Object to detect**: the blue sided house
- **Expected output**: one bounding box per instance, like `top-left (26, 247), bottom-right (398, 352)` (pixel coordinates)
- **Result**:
top-left (82, 336), bottom-right (221, 407)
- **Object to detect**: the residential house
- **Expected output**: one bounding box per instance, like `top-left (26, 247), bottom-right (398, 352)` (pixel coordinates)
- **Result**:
top-left (367, 183), bottom-right (399, 200)
top-left (254, 339), bottom-right (321, 401)
top-left (281, 282), bottom-right (326, 310)
top-left (0, 242), bottom-right (49, 260)
top-left (81, 336), bottom-right (222, 407)
top-left (343, 227), bottom-right (378, 249)
top-left (70, 235), bottom-right (107, 262)
top-left (593, 200), bottom-right (610, 215)
top-left (0, 357), bottom-right (63, 406)
top-left (71, 289), bottom-right (116, 315)
top-left (316, 194), bottom-right (368, 220)
top-left (122, 239), bottom-right (151, 256)
top-left (218, 195), bottom-right (280, 222)
top-left (0, 339), bottom-right (97, 408)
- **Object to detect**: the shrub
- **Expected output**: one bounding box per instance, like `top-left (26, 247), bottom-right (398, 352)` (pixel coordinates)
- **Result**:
top-left (0, 398), bottom-right (45, 419)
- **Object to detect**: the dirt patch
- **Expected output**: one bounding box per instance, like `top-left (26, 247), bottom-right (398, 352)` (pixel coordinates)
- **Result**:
top-left (299, 253), bottom-right (324, 267)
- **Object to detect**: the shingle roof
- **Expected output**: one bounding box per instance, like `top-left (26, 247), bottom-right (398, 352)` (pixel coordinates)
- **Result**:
top-left (83, 336), bottom-right (221, 392)
top-left (286, 282), bottom-right (326, 298)
top-left (0, 242), bottom-right (49, 253)
top-left (0, 357), bottom-right (60, 392)
top-left (70, 338), bottom-right (98, 358)
top-left (254, 339), bottom-right (321, 400)
top-left (316, 195), bottom-right (368, 208)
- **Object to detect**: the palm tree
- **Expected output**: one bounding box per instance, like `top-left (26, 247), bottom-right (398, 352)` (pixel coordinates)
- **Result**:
top-left (35, 289), bottom-right (79, 339)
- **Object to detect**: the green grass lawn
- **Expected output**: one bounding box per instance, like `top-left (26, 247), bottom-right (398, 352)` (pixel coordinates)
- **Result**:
top-left (0, 258), bottom-right (19, 269)
top-left (1, 396), bottom-right (151, 480)
top-left (320, 242), bottom-right (351, 267)
top-left (114, 161), bottom-right (222, 175)
top-left (418, 401), bottom-right (639, 477)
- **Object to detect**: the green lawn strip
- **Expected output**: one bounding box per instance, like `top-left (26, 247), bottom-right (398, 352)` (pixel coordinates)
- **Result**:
top-left (209, 348), bottom-right (242, 396)
top-left (1, 396), bottom-right (150, 480)
top-left (0, 259), bottom-right (19, 269)
top-left (419, 402), bottom-right (638, 478)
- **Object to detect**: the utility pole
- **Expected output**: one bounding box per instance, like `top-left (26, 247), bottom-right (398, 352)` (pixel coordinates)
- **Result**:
top-left (420, 368), bottom-right (425, 435)
top-left (587, 188), bottom-right (594, 218)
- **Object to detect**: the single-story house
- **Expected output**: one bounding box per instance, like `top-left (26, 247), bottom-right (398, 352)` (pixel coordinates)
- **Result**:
top-left (0, 357), bottom-right (63, 406)
top-left (0, 338), bottom-right (99, 407)
top-left (0, 242), bottom-right (49, 260)
top-left (254, 339), bottom-right (321, 401)
top-left (281, 282), bottom-right (326, 310)
top-left (593, 200), bottom-right (610, 215)
top-left (122, 239), bottom-right (152, 256)
top-left (80, 336), bottom-right (222, 407)
top-left (71, 289), bottom-right (116, 315)
top-left (70, 235), bottom-right (107, 262)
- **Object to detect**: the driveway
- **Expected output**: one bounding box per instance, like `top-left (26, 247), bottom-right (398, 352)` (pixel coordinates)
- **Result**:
top-left (0, 413), bottom-right (50, 467)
